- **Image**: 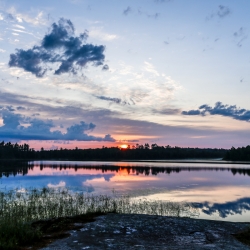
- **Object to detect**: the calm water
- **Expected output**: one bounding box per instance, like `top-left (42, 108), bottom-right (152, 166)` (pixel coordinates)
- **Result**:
top-left (1, 160), bottom-right (250, 222)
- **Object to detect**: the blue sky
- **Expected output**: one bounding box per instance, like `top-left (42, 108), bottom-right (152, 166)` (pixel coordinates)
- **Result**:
top-left (0, 0), bottom-right (250, 149)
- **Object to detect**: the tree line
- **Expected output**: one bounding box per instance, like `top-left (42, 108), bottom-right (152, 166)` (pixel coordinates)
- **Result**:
top-left (224, 146), bottom-right (250, 161)
top-left (0, 141), bottom-right (228, 160)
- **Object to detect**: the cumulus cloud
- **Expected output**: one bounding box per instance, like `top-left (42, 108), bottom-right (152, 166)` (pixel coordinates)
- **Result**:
top-left (9, 18), bottom-right (108, 77)
top-left (0, 108), bottom-right (115, 141)
top-left (182, 102), bottom-right (250, 122)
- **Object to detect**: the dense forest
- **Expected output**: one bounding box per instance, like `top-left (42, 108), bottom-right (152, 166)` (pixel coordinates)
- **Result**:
top-left (224, 146), bottom-right (250, 161)
top-left (0, 141), bottom-right (227, 160)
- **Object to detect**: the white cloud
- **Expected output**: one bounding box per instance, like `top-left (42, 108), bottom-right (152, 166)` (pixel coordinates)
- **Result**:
top-left (89, 27), bottom-right (119, 41)
top-left (0, 13), bottom-right (4, 20)
top-left (8, 7), bottom-right (47, 26)
top-left (0, 49), bottom-right (5, 53)
top-left (47, 181), bottom-right (66, 188)
top-left (91, 61), bottom-right (182, 112)
top-left (11, 28), bottom-right (33, 36)
top-left (13, 24), bottom-right (25, 29)
top-left (144, 61), bottom-right (160, 76)
top-left (16, 16), bottom-right (22, 22)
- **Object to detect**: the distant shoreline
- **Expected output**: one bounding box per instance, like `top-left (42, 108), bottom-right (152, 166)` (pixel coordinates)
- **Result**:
top-left (1, 158), bottom-right (250, 165)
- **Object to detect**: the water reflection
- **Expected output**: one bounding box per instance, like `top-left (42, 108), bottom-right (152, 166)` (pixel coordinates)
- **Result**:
top-left (1, 161), bottom-right (250, 178)
top-left (195, 197), bottom-right (250, 218)
top-left (1, 160), bottom-right (250, 222)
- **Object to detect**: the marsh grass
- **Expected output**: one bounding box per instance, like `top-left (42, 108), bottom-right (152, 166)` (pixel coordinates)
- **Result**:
top-left (0, 188), bottom-right (198, 249)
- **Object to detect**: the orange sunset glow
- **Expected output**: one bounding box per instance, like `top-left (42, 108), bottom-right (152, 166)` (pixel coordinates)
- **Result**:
top-left (120, 144), bottom-right (128, 149)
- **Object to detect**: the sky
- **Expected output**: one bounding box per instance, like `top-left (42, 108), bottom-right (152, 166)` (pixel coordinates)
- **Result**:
top-left (0, 0), bottom-right (250, 150)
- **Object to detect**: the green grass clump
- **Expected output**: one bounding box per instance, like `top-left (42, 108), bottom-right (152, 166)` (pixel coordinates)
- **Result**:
top-left (0, 188), bottom-right (197, 249)
top-left (0, 219), bottom-right (42, 249)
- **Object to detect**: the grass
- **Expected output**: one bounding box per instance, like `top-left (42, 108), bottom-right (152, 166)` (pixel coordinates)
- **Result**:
top-left (0, 188), bottom-right (197, 249)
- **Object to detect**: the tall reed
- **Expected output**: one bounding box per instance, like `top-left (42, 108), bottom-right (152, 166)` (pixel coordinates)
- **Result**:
top-left (0, 188), bottom-right (198, 249)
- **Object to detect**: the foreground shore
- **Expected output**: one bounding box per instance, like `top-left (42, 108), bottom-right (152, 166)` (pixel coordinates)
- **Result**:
top-left (40, 214), bottom-right (250, 250)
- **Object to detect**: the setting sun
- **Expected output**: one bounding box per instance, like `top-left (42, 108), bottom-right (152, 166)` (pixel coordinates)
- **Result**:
top-left (120, 144), bottom-right (128, 149)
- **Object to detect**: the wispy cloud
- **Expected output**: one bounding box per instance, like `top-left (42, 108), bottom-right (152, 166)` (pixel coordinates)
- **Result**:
top-left (144, 61), bottom-right (160, 76)
top-left (206, 5), bottom-right (231, 21)
top-left (233, 27), bottom-right (248, 47)
top-left (89, 27), bottom-right (119, 41)
top-left (7, 7), bottom-right (47, 25)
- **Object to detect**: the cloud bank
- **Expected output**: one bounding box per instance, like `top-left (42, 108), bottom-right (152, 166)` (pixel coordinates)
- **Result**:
top-left (0, 108), bottom-right (115, 141)
top-left (9, 18), bottom-right (107, 77)
top-left (182, 102), bottom-right (250, 122)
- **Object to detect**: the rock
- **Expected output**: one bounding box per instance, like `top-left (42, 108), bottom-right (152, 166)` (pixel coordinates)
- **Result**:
top-left (41, 214), bottom-right (250, 249)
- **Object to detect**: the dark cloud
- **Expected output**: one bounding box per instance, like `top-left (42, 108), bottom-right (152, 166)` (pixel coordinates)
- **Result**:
top-left (182, 110), bottom-right (201, 116)
top-left (194, 197), bottom-right (250, 218)
top-left (123, 6), bottom-right (132, 15)
top-left (182, 102), bottom-right (250, 122)
top-left (16, 106), bottom-right (26, 110)
top-left (6, 13), bottom-right (15, 21)
top-left (119, 140), bottom-right (140, 143)
top-left (95, 95), bottom-right (130, 105)
top-left (137, 9), bottom-right (160, 19)
top-left (96, 95), bottom-right (122, 104)
top-left (234, 27), bottom-right (245, 37)
top-left (0, 108), bottom-right (115, 141)
top-left (217, 5), bottom-right (231, 18)
top-left (1, 91), bottom-right (250, 148)
top-left (152, 108), bottom-right (180, 115)
top-left (9, 18), bottom-right (107, 77)
top-left (147, 13), bottom-right (160, 19)
top-left (102, 64), bottom-right (109, 71)
top-left (206, 5), bottom-right (231, 20)
top-left (233, 27), bottom-right (248, 47)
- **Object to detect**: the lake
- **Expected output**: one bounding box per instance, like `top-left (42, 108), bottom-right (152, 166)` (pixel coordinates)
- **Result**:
top-left (1, 160), bottom-right (250, 222)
